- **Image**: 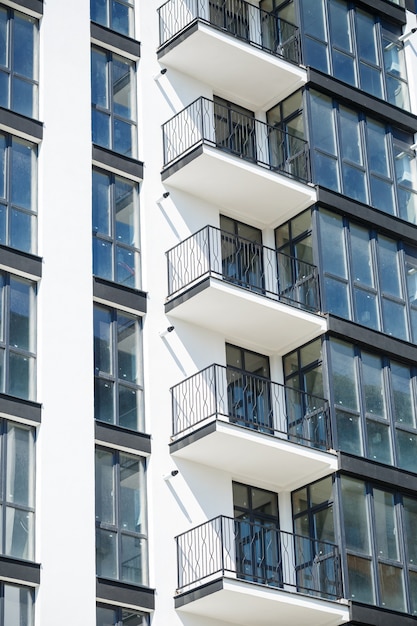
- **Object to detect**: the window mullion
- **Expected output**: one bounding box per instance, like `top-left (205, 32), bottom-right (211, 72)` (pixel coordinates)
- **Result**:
top-left (112, 312), bottom-right (118, 426)
top-left (114, 451), bottom-right (121, 580)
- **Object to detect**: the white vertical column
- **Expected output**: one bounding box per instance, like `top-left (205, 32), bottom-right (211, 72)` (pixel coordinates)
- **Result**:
top-left (37, 1), bottom-right (95, 624)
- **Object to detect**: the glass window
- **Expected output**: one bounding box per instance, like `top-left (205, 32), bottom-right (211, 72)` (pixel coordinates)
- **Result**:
top-left (91, 47), bottom-right (136, 157)
top-left (0, 420), bottom-right (35, 561)
top-left (0, 7), bottom-right (38, 118)
top-left (0, 273), bottom-right (36, 401)
top-left (0, 133), bottom-right (37, 254)
top-left (91, 0), bottom-right (134, 37)
top-left (299, 1), bottom-right (408, 108)
top-left (92, 169), bottom-right (140, 288)
top-left (0, 583), bottom-right (34, 626)
top-left (95, 448), bottom-right (147, 585)
top-left (94, 304), bottom-right (144, 431)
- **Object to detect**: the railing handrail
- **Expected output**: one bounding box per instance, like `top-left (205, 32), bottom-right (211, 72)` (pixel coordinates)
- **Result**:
top-left (165, 224), bottom-right (317, 272)
top-left (157, 0), bottom-right (302, 65)
top-left (175, 514), bottom-right (338, 552)
top-left (175, 514), bottom-right (343, 599)
top-left (170, 363), bottom-right (331, 449)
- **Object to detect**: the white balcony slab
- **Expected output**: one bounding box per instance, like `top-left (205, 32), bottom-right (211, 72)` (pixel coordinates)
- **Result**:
top-left (166, 277), bottom-right (327, 355)
top-left (171, 417), bottom-right (338, 491)
top-left (176, 576), bottom-right (350, 626)
top-left (163, 146), bottom-right (316, 229)
top-left (158, 22), bottom-right (307, 111)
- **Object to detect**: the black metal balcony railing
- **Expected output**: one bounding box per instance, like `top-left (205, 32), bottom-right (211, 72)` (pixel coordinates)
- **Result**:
top-left (158, 0), bottom-right (302, 65)
top-left (171, 364), bottom-right (331, 450)
top-left (176, 516), bottom-right (343, 600)
top-left (162, 97), bottom-right (311, 183)
top-left (167, 225), bottom-right (320, 313)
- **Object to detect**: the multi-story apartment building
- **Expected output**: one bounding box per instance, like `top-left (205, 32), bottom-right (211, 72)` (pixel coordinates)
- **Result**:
top-left (0, 0), bottom-right (416, 624)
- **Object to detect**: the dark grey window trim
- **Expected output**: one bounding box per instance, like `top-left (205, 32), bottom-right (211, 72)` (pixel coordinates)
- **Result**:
top-left (316, 188), bottom-right (417, 247)
top-left (0, 555), bottom-right (40, 585)
top-left (350, 601), bottom-right (417, 626)
top-left (95, 421), bottom-right (151, 455)
top-left (0, 106), bottom-right (43, 142)
top-left (96, 577), bottom-right (155, 611)
top-left (339, 453), bottom-right (417, 495)
top-left (0, 393), bottom-right (41, 424)
top-left (327, 315), bottom-right (417, 363)
top-left (93, 277), bottom-right (147, 314)
top-left (91, 22), bottom-right (140, 60)
top-left (92, 144), bottom-right (143, 182)
top-left (0, 245), bottom-right (42, 280)
top-left (4, 0), bottom-right (43, 17)
top-left (307, 68), bottom-right (417, 133)
top-left (355, 0), bottom-right (406, 23)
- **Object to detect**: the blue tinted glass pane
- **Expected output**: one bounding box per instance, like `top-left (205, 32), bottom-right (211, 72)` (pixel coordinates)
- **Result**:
top-left (336, 411), bottom-right (362, 455)
top-left (9, 353), bottom-right (32, 399)
top-left (356, 11), bottom-right (378, 64)
top-left (354, 289), bottom-right (379, 330)
top-left (409, 571), bottom-right (417, 617)
top-left (378, 238), bottom-right (401, 297)
top-left (300, 0), bottom-right (326, 39)
top-left (94, 378), bottom-right (114, 423)
top-left (0, 204), bottom-right (6, 245)
top-left (13, 15), bottom-right (35, 78)
top-left (310, 93), bottom-right (336, 154)
top-left (370, 177), bottom-right (395, 215)
top-left (92, 109), bottom-right (110, 149)
top-left (11, 140), bottom-right (34, 210)
top-left (94, 306), bottom-right (112, 374)
top-left (4, 585), bottom-right (33, 626)
top-left (10, 278), bottom-right (32, 350)
top-left (350, 226), bottom-right (373, 286)
top-left (10, 209), bottom-right (32, 253)
top-left (91, 0), bottom-right (108, 26)
top-left (115, 178), bottom-right (136, 245)
top-left (119, 454), bottom-right (140, 531)
top-left (97, 606), bottom-right (117, 626)
top-left (396, 429), bottom-right (417, 472)
top-left (112, 1), bottom-right (130, 35)
top-left (362, 353), bottom-right (386, 418)
top-left (93, 237), bottom-right (113, 281)
top-left (391, 362), bottom-right (415, 427)
top-left (0, 135), bottom-right (5, 198)
top-left (92, 170), bottom-right (111, 235)
top-left (347, 555), bottom-right (374, 603)
top-left (359, 63), bottom-right (382, 99)
top-left (5, 506), bottom-right (33, 558)
top-left (119, 385), bottom-right (140, 430)
top-left (96, 528), bottom-right (117, 579)
top-left (329, 0), bottom-right (352, 51)
top-left (330, 340), bottom-right (358, 410)
top-left (113, 57), bottom-right (132, 118)
top-left (332, 50), bottom-right (355, 85)
top-left (341, 477), bottom-right (370, 554)
top-left (367, 121), bottom-right (389, 177)
top-left (116, 246), bottom-right (136, 287)
top-left (378, 564), bottom-right (405, 612)
top-left (340, 108), bottom-right (362, 164)
top-left (95, 448), bottom-right (115, 524)
top-left (387, 76), bottom-right (409, 110)
top-left (304, 38), bottom-right (329, 73)
top-left (91, 49), bottom-right (108, 107)
top-left (366, 420), bottom-right (392, 465)
top-left (117, 314), bottom-right (138, 383)
top-left (324, 276), bottom-right (350, 317)
top-left (12, 77), bottom-right (33, 117)
top-left (314, 153), bottom-right (339, 191)
top-left (121, 534), bottom-right (144, 584)
top-left (382, 299), bottom-right (407, 340)
top-left (113, 118), bottom-right (132, 156)
top-left (0, 71), bottom-right (8, 109)
top-left (0, 8), bottom-right (7, 67)
top-left (342, 165), bottom-right (367, 203)
top-left (397, 188), bottom-right (417, 224)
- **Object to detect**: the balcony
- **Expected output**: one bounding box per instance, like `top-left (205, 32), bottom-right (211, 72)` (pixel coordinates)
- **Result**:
top-left (170, 365), bottom-right (337, 489)
top-left (161, 98), bottom-right (316, 227)
top-left (175, 516), bottom-right (349, 626)
top-left (157, 0), bottom-right (306, 110)
top-left (165, 226), bottom-right (326, 354)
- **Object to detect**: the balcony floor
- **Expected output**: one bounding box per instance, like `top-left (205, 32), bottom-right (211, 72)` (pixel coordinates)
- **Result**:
top-left (170, 418), bottom-right (337, 491)
top-left (175, 577), bottom-right (350, 626)
top-left (165, 276), bottom-right (327, 355)
top-left (162, 146), bottom-right (316, 229)
top-left (158, 21), bottom-right (307, 111)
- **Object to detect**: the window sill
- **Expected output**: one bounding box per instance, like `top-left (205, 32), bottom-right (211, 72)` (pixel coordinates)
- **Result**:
top-left (92, 145), bottom-right (143, 182)
top-left (93, 276), bottom-right (147, 315)
top-left (91, 22), bottom-right (140, 60)
top-left (0, 393), bottom-right (41, 424)
top-left (0, 245), bottom-right (42, 281)
top-left (0, 555), bottom-right (40, 586)
top-left (0, 106), bottom-right (43, 143)
top-left (96, 577), bottom-right (155, 612)
top-left (95, 421), bottom-right (151, 455)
